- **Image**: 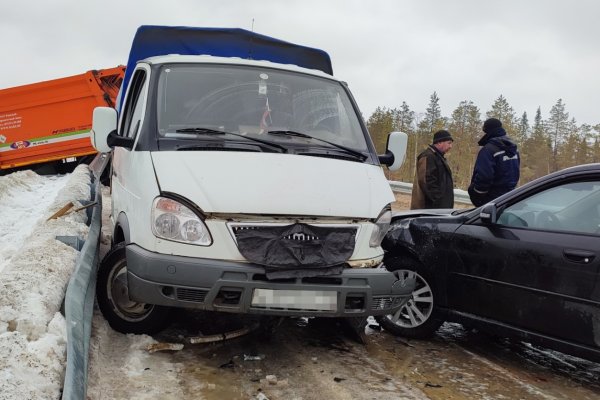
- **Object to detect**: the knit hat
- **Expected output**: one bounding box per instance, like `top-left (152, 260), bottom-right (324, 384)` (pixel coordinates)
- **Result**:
top-left (483, 118), bottom-right (502, 134)
top-left (432, 130), bottom-right (453, 144)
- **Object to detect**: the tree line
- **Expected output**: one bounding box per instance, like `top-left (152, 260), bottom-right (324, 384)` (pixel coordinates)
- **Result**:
top-left (367, 93), bottom-right (600, 189)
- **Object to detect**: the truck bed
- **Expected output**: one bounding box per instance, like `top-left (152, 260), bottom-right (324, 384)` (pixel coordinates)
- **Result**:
top-left (0, 66), bottom-right (125, 172)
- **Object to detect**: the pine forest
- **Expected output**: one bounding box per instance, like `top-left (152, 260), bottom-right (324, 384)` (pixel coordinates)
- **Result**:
top-left (367, 93), bottom-right (600, 189)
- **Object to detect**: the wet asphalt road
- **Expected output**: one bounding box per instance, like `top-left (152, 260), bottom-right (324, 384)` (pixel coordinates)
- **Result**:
top-left (146, 313), bottom-right (600, 399)
top-left (92, 190), bottom-right (600, 399)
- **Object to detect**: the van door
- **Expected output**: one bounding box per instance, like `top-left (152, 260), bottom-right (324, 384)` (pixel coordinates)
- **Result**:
top-left (111, 67), bottom-right (150, 239)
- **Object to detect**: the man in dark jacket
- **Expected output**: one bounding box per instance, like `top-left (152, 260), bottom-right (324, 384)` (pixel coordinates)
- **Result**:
top-left (468, 118), bottom-right (520, 207)
top-left (411, 130), bottom-right (454, 209)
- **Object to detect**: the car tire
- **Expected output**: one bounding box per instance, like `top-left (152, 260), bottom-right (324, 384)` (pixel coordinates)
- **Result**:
top-left (375, 256), bottom-right (443, 339)
top-left (97, 243), bottom-right (172, 334)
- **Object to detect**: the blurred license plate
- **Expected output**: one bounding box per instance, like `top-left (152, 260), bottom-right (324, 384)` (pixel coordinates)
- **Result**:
top-left (251, 289), bottom-right (337, 311)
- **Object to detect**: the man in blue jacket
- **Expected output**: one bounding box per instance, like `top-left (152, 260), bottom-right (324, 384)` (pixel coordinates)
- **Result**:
top-left (468, 118), bottom-right (520, 207)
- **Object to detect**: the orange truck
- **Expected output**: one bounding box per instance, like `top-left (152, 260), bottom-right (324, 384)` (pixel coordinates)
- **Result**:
top-left (0, 66), bottom-right (125, 174)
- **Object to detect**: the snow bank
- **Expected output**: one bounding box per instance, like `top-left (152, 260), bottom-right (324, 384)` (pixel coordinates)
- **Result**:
top-left (0, 165), bottom-right (91, 400)
top-left (0, 170), bottom-right (70, 273)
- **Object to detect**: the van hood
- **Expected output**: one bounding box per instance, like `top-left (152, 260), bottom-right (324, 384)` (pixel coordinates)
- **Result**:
top-left (151, 152), bottom-right (394, 218)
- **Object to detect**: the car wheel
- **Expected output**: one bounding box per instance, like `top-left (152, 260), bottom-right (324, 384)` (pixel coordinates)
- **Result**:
top-left (375, 256), bottom-right (443, 338)
top-left (97, 243), bottom-right (172, 334)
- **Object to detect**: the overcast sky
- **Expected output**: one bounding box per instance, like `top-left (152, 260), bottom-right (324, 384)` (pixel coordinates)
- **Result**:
top-left (2, 0), bottom-right (598, 126)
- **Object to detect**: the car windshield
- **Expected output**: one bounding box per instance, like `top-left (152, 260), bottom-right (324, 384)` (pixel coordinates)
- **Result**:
top-left (156, 64), bottom-right (369, 152)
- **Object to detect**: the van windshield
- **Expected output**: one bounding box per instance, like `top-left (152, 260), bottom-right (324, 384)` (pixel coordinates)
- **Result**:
top-left (156, 64), bottom-right (369, 153)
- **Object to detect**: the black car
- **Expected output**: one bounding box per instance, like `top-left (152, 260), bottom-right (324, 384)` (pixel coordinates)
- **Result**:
top-left (377, 163), bottom-right (600, 362)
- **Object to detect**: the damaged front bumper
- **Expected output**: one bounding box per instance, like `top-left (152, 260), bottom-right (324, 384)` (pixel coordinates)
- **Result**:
top-left (125, 244), bottom-right (415, 317)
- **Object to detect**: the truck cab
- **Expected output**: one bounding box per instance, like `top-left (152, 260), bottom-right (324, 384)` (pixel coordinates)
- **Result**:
top-left (91, 26), bottom-right (414, 334)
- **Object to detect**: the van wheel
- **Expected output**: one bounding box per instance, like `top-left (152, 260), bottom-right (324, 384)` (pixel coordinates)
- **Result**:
top-left (97, 243), bottom-right (172, 334)
top-left (375, 256), bottom-right (443, 338)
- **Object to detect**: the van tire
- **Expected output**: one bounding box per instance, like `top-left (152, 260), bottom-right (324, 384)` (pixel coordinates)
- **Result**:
top-left (97, 243), bottom-right (172, 334)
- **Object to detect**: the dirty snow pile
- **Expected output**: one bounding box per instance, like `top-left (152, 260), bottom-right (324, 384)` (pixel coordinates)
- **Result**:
top-left (0, 165), bottom-right (91, 400)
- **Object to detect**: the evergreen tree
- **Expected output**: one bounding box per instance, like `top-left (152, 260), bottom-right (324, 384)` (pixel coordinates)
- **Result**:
top-left (533, 107), bottom-right (544, 137)
top-left (592, 124), bottom-right (600, 163)
top-left (521, 107), bottom-right (551, 181)
top-left (486, 95), bottom-right (517, 140)
top-left (393, 102), bottom-right (414, 133)
top-left (424, 92), bottom-right (444, 135)
top-left (448, 101), bottom-right (480, 188)
top-left (593, 137), bottom-right (600, 163)
top-left (576, 123), bottom-right (592, 165)
top-left (389, 103), bottom-right (415, 182)
top-left (366, 107), bottom-right (394, 154)
top-left (547, 99), bottom-right (570, 172)
top-left (517, 112), bottom-right (529, 143)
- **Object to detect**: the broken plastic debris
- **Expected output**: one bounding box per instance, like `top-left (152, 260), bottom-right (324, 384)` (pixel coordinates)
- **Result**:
top-left (276, 379), bottom-right (289, 387)
top-left (189, 323), bottom-right (259, 344)
top-left (244, 354), bottom-right (265, 361)
top-left (256, 392), bottom-right (270, 400)
top-left (260, 375), bottom-right (278, 385)
top-left (146, 342), bottom-right (184, 353)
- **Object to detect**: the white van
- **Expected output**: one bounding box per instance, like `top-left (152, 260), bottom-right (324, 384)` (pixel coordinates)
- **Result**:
top-left (90, 26), bottom-right (414, 333)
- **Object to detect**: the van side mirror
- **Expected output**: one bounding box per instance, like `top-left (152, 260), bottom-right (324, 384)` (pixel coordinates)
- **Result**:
top-left (480, 203), bottom-right (497, 224)
top-left (107, 130), bottom-right (134, 149)
top-left (379, 131), bottom-right (408, 171)
top-left (91, 107), bottom-right (118, 153)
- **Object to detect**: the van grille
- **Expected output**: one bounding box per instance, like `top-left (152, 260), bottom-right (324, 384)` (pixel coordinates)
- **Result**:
top-left (176, 288), bottom-right (209, 303)
top-left (229, 223), bottom-right (358, 244)
top-left (372, 296), bottom-right (403, 311)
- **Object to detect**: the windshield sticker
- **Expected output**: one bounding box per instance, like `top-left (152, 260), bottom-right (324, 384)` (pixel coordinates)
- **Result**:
top-left (259, 81), bottom-right (267, 95)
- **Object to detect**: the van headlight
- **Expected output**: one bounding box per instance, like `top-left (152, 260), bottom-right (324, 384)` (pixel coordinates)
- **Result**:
top-left (369, 206), bottom-right (392, 247)
top-left (151, 197), bottom-right (212, 245)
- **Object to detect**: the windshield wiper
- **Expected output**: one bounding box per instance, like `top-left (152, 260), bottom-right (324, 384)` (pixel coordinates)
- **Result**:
top-left (173, 127), bottom-right (287, 153)
top-left (267, 130), bottom-right (367, 161)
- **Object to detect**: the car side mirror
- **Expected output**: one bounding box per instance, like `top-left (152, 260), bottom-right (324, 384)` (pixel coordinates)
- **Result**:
top-left (379, 131), bottom-right (408, 171)
top-left (480, 203), bottom-right (497, 224)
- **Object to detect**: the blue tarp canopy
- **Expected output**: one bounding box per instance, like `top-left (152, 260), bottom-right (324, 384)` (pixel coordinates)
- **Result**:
top-left (120, 25), bottom-right (333, 109)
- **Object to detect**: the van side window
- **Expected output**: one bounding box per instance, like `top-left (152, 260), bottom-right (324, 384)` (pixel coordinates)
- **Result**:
top-left (120, 70), bottom-right (147, 139)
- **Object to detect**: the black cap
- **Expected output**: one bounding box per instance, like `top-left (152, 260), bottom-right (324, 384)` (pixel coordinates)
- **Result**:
top-left (433, 130), bottom-right (453, 144)
top-left (483, 118), bottom-right (502, 134)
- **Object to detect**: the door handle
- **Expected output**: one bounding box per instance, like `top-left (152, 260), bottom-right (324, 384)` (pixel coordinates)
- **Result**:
top-left (563, 249), bottom-right (595, 264)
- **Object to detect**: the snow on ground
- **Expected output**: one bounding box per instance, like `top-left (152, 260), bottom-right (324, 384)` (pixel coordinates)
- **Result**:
top-left (87, 314), bottom-right (184, 400)
top-left (0, 171), bottom-right (70, 273)
top-left (0, 165), bottom-right (91, 400)
top-left (86, 185), bottom-right (183, 400)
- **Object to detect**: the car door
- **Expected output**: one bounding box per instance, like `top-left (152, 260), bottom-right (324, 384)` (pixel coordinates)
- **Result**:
top-left (447, 177), bottom-right (600, 348)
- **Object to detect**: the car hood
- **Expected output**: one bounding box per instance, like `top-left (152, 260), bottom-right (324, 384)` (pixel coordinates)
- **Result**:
top-left (150, 152), bottom-right (395, 217)
top-left (384, 208), bottom-right (471, 251)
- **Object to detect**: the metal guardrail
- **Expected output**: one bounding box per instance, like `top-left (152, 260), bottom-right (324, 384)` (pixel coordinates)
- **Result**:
top-left (62, 153), bottom-right (109, 400)
top-left (389, 180), bottom-right (472, 206)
